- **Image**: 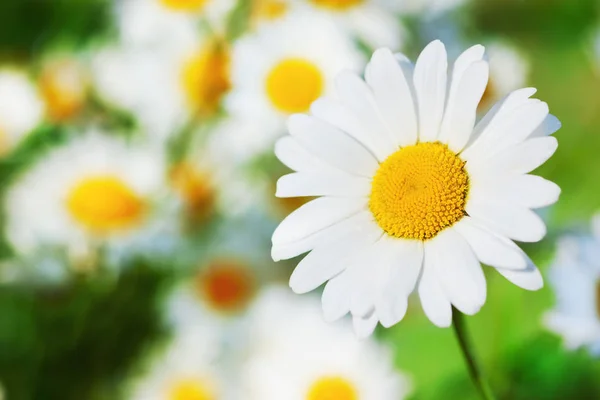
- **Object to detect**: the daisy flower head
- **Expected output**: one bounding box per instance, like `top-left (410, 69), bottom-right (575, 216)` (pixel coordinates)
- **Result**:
top-left (0, 69), bottom-right (44, 155)
top-left (544, 216), bottom-right (600, 355)
top-left (4, 130), bottom-right (167, 263)
top-left (243, 286), bottom-right (411, 400)
top-left (272, 40), bottom-right (561, 336)
top-left (226, 10), bottom-right (365, 142)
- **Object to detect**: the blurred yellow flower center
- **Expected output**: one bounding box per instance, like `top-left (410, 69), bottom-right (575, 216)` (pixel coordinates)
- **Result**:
top-left (160, 0), bottom-right (207, 11)
top-left (40, 60), bottom-right (87, 122)
top-left (66, 176), bottom-right (145, 232)
top-left (307, 376), bottom-right (358, 400)
top-left (253, 0), bottom-right (288, 20)
top-left (310, 0), bottom-right (363, 10)
top-left (196, 260), bottom-right (254, 313)
top-left (265, 58), bottom-right (323, 113)
top-left (169, 379), bottom-right (214, 400)
top-left (369, 142), bottom-right (469, 241)
top-left (182, 41), bottom-right (230, 115)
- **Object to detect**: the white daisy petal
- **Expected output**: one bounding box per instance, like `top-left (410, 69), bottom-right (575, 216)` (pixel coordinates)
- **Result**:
top-left (272, 197), bottom-right (367, 245)
top-left (322, 272), bottom-right (353, 322)
top-left (466, 199), bottom-right (546, 243)
top-left (471, 174), bottom-right (561, 209)
top-left (274, 136), bottom-right (334, 173)
top-left (529, 114), bottom-right (561, 138)
top-left (413, 40), bottom-right (448, 142)
top-left (310, 97), bottom-right (391, 162)
top-left (438, 61), bottom-right (489, 152)
top-left (271, 211), bottom-right (376, 261)
top-left (289, 222), bottom-right (382, 294)
top-left (454, 217), bottom-right (527, 270)
top-left (276, 172), bottom-right (371, 198)
top-left (377, 239), bottom-right (424, 328)
top-left (418, 248), bottom-right (452, 328)
top-left (429, 228), bottom-right (487, 315)
top-left (352, 310), bottom-right (379, 339)
top-left (334, 71), bottom-right (398, 159)
top-left (287, 114), bottom-right (379, 177)
top-left (482, 136), bottom-right (558, 175)
top-left (365, 48), bottom-right (418, 147)
top-left (496, 259), bottom-right (543, 291)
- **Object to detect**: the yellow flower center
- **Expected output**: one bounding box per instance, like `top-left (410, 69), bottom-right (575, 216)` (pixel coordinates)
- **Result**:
top-left (40, 60), bottom-right (87, 122)
top-left (265, 58), bottom-right (324, 113)
top-left (66, 176), bottom-right (145, 232)
top-left (169, 379), bottom-right (214, 400)
top-left (160, 0), bottom-right (208, 12)
top-left (195, 260), bottom-right (254, 313)
top-left (181, 41), bottom-right (231, 115)
top-left (309, 0), bottom-right (363, 11)
top-left (307, 377), bottom-right (358, 400)
top-left (253, 0), bottom-right (288, 20)
top-left (369, 142), bottom-right (469, 241)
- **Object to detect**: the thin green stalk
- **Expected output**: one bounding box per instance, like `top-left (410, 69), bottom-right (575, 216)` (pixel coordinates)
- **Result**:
top-left (452, 307), bottom-right (496, 400)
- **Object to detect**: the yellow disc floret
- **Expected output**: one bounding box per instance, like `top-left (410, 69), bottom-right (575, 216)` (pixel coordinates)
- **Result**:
top-left (66, 175), bottom-right (145, 232)
top-left (169, 379), bottom-right (215, 400)
top-left (369, 142), bottom-right (469, 241)
top-left (310, 0), bottom-right (363, 11)
top-left (160, 0), bottom-right (207, 12)
top-left (307, 376), bottom-right (358, 400)
top-left (265, 58), bottom-right (324, 113)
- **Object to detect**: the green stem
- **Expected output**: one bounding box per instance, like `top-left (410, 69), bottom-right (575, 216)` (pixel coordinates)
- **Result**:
top-left (452, 307), bottom-right (496, 400)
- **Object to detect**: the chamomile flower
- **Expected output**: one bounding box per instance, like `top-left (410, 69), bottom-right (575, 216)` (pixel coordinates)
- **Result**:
top-left (272, 40), bottom-right (561, 336)
top-left (544, 216), bottom-right (600, 355)
top-left (0, 69), bottom-right (44, 155)
top-left (226, 11), bottom-right (364, 142)
top-left (127, 326), bottom-right (224, 400)
top-left (243, 286), bottom-right (411, 400)
top-left (4, 130), bottom-right (167, 262)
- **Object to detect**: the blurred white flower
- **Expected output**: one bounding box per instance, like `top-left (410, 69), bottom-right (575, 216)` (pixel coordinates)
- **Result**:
top-left (397, 0), bottom-right (466, 16)
top-left (252, 0), bottom-right (405, 50)
top-left (242, 286), bottom-right (411, 400)
top-left (0, 69), bottom-right (44, 154)
top-left (226, 10), bottom-right (365, 144)
top-left (127, 326), bottom-right (226, 400)
top-left (544, 215), bottom-right (600, 355)
top-left (272, 41), bottom-right (560, 336)
top-left (4, 130), bottom-right (168, 264)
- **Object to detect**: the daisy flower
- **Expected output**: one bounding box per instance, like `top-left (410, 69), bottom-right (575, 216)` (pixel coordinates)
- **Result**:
top-left (226, 11), bottom-right (364, 143)
top-left (272, 40), bottom-right (561, 336)
top-left (0, 69), bottom-right (44, 155)
top-left (243, 286), bottom-right (411, 400)
top-left (4, 130), bottom-right (167, 263)
top-left (126, 326), bottom-right (225, 400)
top-left (38, 56), bottom-right (89, 122)
top-left (544, 216), bottom-right (600, 355)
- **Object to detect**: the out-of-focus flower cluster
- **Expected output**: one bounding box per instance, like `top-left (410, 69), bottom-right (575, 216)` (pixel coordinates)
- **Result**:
top-left (1, 0), bottom-right (600, 398)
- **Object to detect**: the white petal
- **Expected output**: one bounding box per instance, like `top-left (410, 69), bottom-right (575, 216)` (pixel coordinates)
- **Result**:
top-left (287, 114), bottom-right (379, 177)
top-left (470, 174), bottom-right (561, 209)
top-left (274, 136), bottom-right (334, 173)
top-left (466, 198), bottom-right (546, 243)
top-left (496, 258), bottom-right (543, 291)
top-left (335, 71), bottom-right (398, 159)
top-left (276, 172), bottom-right (371, 198)
top-left (271, 211), bottom-right (376, 261)
top-left (310, 97), bottom-right (391, 162)
top-left (438, 61), bottom-right (489, 152)
top-left (413, 40), bottom-right (448, 142)
top-left (365, 48), bottom-right (418, 147)
top-left (377, 239), bottom-right (423, 328)
top-left (272, 197), bottom-right (367, 245)
top-left (481, 136), bottom-right (558, 175)
top-left (454, 217), bottom-right (527, 270)
top-left (529, 114), bottom-right (561, 138)
top-left (428, 228), bottom-right (487, 315)
top-left (418, 246), bottom-right (452, 327)
top-left (289, 221), bottom-right (382, 294)
top-left (322, 272), bottom-right (352, 322)
top-left (353, 311), bottom-right (379, 339)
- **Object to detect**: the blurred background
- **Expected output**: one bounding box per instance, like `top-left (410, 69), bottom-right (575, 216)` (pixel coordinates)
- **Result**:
top-left (0, 0), bottom-right (599, 399)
